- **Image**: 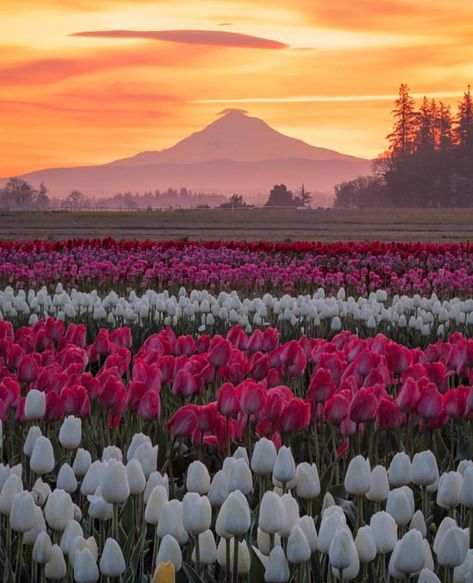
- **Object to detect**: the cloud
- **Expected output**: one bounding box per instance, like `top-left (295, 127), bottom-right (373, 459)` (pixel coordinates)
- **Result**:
top-left (70, 29), bottom-right (288, 49)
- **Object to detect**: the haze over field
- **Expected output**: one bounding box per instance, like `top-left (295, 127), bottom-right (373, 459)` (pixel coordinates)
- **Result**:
top-left (0, 110), bottom-right (370, 201)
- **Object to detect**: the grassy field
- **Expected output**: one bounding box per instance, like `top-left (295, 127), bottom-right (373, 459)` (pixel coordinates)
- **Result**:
top-left (1, 208), bottom-right (473, 241)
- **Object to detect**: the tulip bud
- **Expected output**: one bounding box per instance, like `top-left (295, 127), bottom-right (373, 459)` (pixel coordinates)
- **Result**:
top-left (370, 511), bottom-right (398, 554)
top-left (388, 452), bottom-right (412, 487)
top-left (183, 493), bottom-right (212, 535)
top-left (257, 528), bottom-right (281, 555)
top-left (217, 538), bottom-right (251, 575)
top-left (45, 544), bottom-right (67, 580)
top-left (44, 489), bottom-right (74, 531)
top-left (208, 470), bottom-right (229, 507)
top-left (344, 456), bottom-right (371, 496)
top-left (272, 446), bottom-right (296, 487)
top-left (287, 525), bottom-right (311, 563)
top-left (409, 510), bottom-right (427, 538)
top-left (58, 416), bottom-right (82, 450)
top-left (133, 442), bottom-right (159, 478)
top-left (126, 460), bottom-right (146, 495)
top-left (74, 548), bottom-right (100, 583)
top-left (25, 389), bottom-right (46, 421)
top-left (144, 471), bottom-right (169, 502)
top-left (259, 491), bottom-right (286, 535)
top-left (102, 446), bottom-right (123, 463)
top-left (264, 546), bottom-right (290, 582)
top-left (30, 436), bottom-right (55, 475)
top-left (145, 485), bottom-right (168, 525)
top-left (24, 426), bottom-right (42, 457)
top-left (436, 525), bottom-right (468, 567)
top-left (433, 517), bottom-right (457, 555)
top-left (317, 508), bottom-right (346, 554)
top-left (191, 530), bottom-right (217, 565)
top-left (127, 433), bottom-right (151, 461)
top-left (296, 516), bottom-right (317, 553)
top-left (412, 451), bottom-right (439, 487)
top-left (453, 549), bottom-right (473, 582)
top-left (329, 528), bottom-right (354, 571)
top-left (417, 569), bottom-right (441, 583)
top-left (101, 462), bottom-right (130, 504)
top-left (152, 562), bottom-right (175, 583)
top-left (99, 538), bottom-right (126, 577)
top-left (60, 519), bottom-right (83, 554)
top-left (436, 471), bottom-right (462, 509)
top-left (0, 474), bottom-right (23, 516)
top-left (393, 529), bottom-right (425, 574)
top-left (31, 477), bottom-right (51, 507)
top-left (279, 493), bottom-right (300, 538)
top-left (355, 525), bottom-right (377, 563)
top-left (186, 461), bottom-right (211, 494)
top-left (157, 500), bottom-right (186, 542)
top-left (233, 447), bottom-right (249, 465)
top-left (87, 494), bottom-right (113, 521)
top-left (57, 463), bottom-right (78, 494)
top-left (296, 463), bottom-right (320, 499)
top-left (33, 531), bottom-right (53, 564)
top-left (10, 491), bottom-right (36, 532)
top-left (460, 467), bottom-right (473, 508)
top-left (251, 438), bottom-right (277, 475)
top-left (366, 465), bottom-right (390, 502)
top-left (221, 490), bottom-right (251, 536)
top-left (228, 458), bottom-right (253, 495)
top-left (23, 505), bottom-right (46, 546)
top-left (156, 535), bottom-right (182, 572)
top-left (73, 449), bottom-right (92, 479)
top-left (386, 488), bottom-right (414, 526)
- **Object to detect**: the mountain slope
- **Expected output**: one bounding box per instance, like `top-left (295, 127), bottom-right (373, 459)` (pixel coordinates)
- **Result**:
top-left (108, 110), bottom-right (364, 165)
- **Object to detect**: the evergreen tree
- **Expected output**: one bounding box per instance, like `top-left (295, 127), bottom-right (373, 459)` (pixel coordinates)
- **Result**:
top-left (456, 85), bottom-right (473, 150)
top-left (387, 84), bottom-right (418, 156)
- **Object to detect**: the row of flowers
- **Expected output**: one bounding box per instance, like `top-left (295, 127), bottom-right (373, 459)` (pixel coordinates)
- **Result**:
top-left (1, 420), bottom-right (473, 582)
top-left (2, 285), bottom-right (473, 344)
top-left (1, 239), bottom-right (473, 295)
top-left (0, 321), bottom-right (473, 473)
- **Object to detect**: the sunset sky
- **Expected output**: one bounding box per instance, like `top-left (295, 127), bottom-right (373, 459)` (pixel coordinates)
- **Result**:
top-left (1, 0), bottom-right (472, 176)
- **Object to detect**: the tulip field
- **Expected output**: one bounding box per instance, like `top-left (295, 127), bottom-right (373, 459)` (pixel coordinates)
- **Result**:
top-left (2, 239), bottom-right (473, 582)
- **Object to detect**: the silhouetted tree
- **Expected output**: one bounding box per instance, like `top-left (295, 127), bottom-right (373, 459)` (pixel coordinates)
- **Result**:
top-left (456, 85), bottom-right (473, 150)
top-left (64, 190), bottom-right (88, 210)
top-left (388, 84), bottom-right (418, 156)
top-left (265, 184), bottom-right (297, 207)
top-left (0, 178), bottom-right (50, 210)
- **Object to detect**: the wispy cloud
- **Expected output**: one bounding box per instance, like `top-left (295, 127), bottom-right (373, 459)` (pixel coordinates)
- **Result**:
top-left (70, 29), bottom-right (288, 49)
top-left (193, 91), bottom-right (466, 104)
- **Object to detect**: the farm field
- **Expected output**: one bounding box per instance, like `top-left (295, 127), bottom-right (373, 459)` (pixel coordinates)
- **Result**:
top-left (1, 238), bottom-right (473, 582)
top-left (2, 207), bottom-right (473, 241)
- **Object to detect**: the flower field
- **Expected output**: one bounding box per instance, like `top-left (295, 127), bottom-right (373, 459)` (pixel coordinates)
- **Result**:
top-left (1, 239), bottom-right (473, 582)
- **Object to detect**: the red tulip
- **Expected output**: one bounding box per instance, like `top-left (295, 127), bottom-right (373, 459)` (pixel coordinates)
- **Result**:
top-left (385, 343), bottom-right (413, 374)
top-left (167, 404), bottom-right (198, 436)
top-left (44, 391), bottom-right (65, 422)
top-left (0, 378), bottom-right (20, 407)
top-left (247, 329), bottom-right (264, 353)
top-left (416, 387), bottom-right (443, 419)
top-left (396, 377), bottom-right (420, 413)
top-left (443, 388), bottom-right (466, 419)
top-left (348, 387), bottom-right (377, 423)
top-left (18, 354), bottom-right (40, 384)
top-left (196, 334), bottom-right (211, 354)
top-left (264, 388), bottom-right (288, 422)
top-left (7, 344), bottom-right (25, 370)
top-left (196, 402), bottom-right (218, 432)
top-left (177, 335), bottom-right (195, 357)
top-left (325, 393), bottom-right (349, 424)
top-left (376, 397), bottom-right (403, 430)
top-left (208, 339), bottom-right (231, 368)
top-left (308, 368), bottom-right (336, 404)
top-left (249, 353), bottom-right (270, 381)
top-left (100, 377), bottom-right (126, 410)
top-left (61, 385), bottom-right (90, 417)
top-left (136, 390), bottom-right (161, 420)
top-left (280, 398), bottom-right (311, 432)
top-left (262, 328), bottom-right (279, 352)
top-left (283, 341), bottom-right (307, 378)
top-left (226, 326), bottom-right (248, 350)
top-left (239, 380), bottom-right (266, 416)
top-left (217, 383), bottom-right (240, 417)
top-left (172, 370), bottom-right (202, 398)
top-left (109, 326), bottom-right (132, 348)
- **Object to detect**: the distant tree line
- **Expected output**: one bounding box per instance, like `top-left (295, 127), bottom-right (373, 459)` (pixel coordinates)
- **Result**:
top-left (335, 84), bottom-right (473, 208)
top-left (0, 179), bottom-right (50, 210)
top-left (265, 184), bottom-right (311, 207)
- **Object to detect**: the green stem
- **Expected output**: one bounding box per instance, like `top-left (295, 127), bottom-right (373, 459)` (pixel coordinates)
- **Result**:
top-left (195, 533), bottom-right (201, 574)
top-left (15, 532), bottom-right (23, 583)
top-left (226, 538), bottom-right (231, 583)
top-left (232, 537), bottom-right (239, 583)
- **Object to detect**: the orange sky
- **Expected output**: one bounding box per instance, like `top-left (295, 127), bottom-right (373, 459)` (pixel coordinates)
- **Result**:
top-left (1, 0), bottom-right (473, 175)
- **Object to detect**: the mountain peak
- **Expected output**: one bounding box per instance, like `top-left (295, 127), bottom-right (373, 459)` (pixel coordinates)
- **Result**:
top-left (218, 108), bottom-right (248, 116)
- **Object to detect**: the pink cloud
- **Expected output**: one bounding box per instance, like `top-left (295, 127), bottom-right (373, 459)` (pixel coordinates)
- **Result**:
top-left (70, 29), bottom-right (288, 49)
